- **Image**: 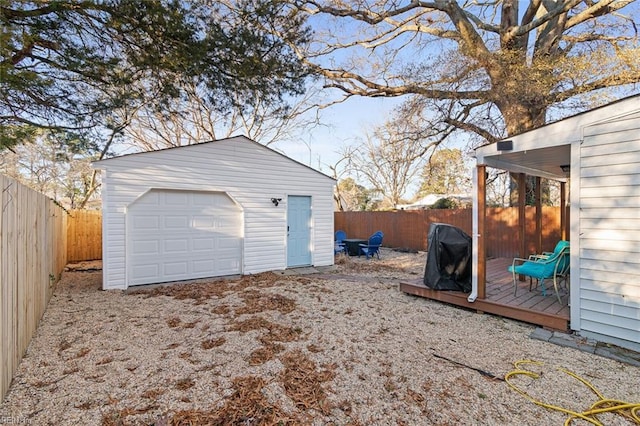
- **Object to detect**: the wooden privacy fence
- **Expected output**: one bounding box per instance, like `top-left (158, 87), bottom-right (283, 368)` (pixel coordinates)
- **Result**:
top-left (63, 207), bottom-right (565, 262)
top-left (1, 175), bottom-right (67, 400)
top-left (335, 206), bottom-right (565, 258)
top-left (67, 209), bottom-right (102, 262)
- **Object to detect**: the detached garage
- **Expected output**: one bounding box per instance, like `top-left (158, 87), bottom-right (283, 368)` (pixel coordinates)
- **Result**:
top-left (93, 135), bottom-right (336, 290)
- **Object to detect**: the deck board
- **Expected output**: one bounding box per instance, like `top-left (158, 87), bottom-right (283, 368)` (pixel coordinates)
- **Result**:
top-left (400, 257), bottom-right (570, 330)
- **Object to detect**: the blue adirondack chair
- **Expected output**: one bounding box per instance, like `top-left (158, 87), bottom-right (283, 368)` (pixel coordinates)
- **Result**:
top-left (508, 241), bottom-right (570, 304)
top-left (359, 233), bottom-right (383, 259)
top-left (334, 230), bottom-right (347, 255)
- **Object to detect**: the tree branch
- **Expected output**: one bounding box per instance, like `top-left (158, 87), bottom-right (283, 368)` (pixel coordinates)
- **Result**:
top-left (444, 117), bottom-right (499, 144)
top-left (565, 0), bottom-right (634, 29)
top-left (311, 62), bottom-right (489, 99)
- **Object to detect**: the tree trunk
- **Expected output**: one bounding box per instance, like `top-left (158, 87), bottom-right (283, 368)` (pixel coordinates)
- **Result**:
top-left (497, 97), bottom-right (547, 136)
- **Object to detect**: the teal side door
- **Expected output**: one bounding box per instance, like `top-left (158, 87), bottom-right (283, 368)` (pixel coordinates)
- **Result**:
top-left (287, 196), bottom-right (312, 267)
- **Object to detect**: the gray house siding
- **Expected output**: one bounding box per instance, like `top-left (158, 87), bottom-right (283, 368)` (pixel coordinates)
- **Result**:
top-left (475, 95), bottom-right (640, 352)
top-left (578, 112), bottom-right (640, 351)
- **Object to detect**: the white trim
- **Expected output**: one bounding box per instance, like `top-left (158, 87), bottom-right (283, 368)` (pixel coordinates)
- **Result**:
top-left (478, 157), bottom-right (569, 181)
top-left (468, 166), bottom-right (479, 303)
top-left (476, 95), bottom-right (640, 163)
top-left (569, 141), bottom-right (581, 331)
top-left (92, 135), bottom-right (336, 183)
top-left (100, 170), bottom-right (114, 289)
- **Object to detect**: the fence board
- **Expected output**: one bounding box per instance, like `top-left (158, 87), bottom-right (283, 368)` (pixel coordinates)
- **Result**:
top-left (335, 207), bottom-right (565, 258)
top-left (67, 209), bottom-right (102, 262)
top-left (0, 175), bottom-right (67, 400)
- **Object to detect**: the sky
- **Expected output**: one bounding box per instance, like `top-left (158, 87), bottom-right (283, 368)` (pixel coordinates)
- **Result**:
top-left (271, 95), bottom-right (404, 176)
top-left (268, 92), bottom-right (460, 202)
top-left (112, 1), bottom-right (639, 203)
top-left (268, 92), bottom-right (472, 201)
top-left (266, 0), bottom-right (640, 199)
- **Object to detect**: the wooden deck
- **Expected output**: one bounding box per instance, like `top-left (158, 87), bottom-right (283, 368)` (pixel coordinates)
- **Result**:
top-left (400, 258), bottom-right (570, 330)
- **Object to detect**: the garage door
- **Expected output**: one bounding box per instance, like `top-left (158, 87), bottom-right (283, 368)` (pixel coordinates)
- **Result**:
top-left (127, 189), bottom-right (242, 286)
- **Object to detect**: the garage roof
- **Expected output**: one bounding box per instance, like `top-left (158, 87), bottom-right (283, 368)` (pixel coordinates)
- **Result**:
top-left (93, 135), bottom-right (336, 182)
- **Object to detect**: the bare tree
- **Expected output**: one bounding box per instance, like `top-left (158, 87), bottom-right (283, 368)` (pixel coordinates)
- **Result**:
top-left (291, 1), bottom-right (640, 140)
top-left (0, 132), bottom-right (100, 209)
top-left (486, 169), bottom-right (511, 207)
top-left (329, 156), bottom-right (350, 211)
top-left (119, 81), bottom-right (323, 151)
top-left (341, 113), bottom-right (445, 209)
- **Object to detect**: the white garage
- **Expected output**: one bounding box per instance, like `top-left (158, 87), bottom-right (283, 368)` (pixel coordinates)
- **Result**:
top-left (127, 189), bottom-right (242, 286)
top-left (93, 135), bottom-right (336, 290)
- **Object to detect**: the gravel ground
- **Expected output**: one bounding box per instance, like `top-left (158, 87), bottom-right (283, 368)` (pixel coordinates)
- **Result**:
top-left (1, 249), bottom-right (639, 425)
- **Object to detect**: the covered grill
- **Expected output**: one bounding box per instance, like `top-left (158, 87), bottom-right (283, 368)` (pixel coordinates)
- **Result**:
top-left (423, 223), bottom-right (472, 292)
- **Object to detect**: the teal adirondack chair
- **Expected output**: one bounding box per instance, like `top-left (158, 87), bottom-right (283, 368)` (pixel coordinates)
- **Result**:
top-left (508, 241), bottom-right (570, 304)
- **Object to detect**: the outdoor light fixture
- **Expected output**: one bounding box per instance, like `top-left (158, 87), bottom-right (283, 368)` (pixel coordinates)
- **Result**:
top-left (497, 140), bottom-right (513, 151)
top-left (560, 164), bottom-right (570, 173)
top-left (271, 197), bottom-right (282, 206)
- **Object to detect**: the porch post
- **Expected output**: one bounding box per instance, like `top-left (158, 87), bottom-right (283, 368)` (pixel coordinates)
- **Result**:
top-left (517, 173), bottom-right (526, 281)
top-left (535, 176), bottom-right (542, 254)
top-left (560, 181), bottom-right (567, 240)
top-left (477, 165), bottom-right (486, 299)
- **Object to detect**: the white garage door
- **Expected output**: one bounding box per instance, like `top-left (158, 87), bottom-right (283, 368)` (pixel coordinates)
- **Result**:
top-left (127, 189), bottom-right (242, 286)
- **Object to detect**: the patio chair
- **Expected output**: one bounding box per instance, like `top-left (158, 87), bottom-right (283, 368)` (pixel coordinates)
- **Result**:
top-left (508, 241), bottom-right (570, 304)
top-left (335, 230), bottom-right (347, 255)
top-left (529, 240), bottom-right (570, 262)
top-left (359, 233), bottom-right (383, 259)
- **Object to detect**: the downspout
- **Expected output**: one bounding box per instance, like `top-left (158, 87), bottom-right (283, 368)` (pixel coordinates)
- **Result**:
top-left (468, 166), bottom-right (479, 303)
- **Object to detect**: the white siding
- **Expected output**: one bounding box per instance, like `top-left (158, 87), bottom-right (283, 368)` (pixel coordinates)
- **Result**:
top-left (578, 113), bottom-right (640, 351)
top-left (95, 136), bottom-right (335, 290)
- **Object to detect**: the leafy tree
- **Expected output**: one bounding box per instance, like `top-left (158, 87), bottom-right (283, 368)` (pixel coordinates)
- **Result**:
top-left (430, 197), bottom-right (458, 210)
top-left (1, 0), bottom-right (311, 151)
top-left (292, 0), bottom-right (640, 142)
top-left (417, 148), bottom-right (471, 198)
top-left (334, 177), bottom-right (375, 211)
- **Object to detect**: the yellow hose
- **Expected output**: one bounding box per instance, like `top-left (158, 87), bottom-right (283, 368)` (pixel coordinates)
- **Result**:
top-left (505, 360), bottom-right (640, 425)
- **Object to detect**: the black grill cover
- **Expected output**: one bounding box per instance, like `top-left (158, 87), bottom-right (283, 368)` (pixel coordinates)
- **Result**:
top-left (423, 223), bottom-right (472, 292)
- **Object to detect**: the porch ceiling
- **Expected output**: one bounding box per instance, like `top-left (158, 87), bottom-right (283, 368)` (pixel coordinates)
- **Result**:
top-left (477, 144), bottom-right (571, 181)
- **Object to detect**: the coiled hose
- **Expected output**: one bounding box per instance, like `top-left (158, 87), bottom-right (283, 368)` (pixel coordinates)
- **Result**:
top-left (505, 360), bottom-right (640, 425)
